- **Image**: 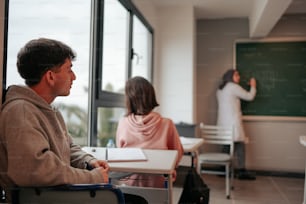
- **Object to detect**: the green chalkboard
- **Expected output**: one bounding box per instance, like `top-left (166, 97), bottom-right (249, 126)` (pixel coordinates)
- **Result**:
top-left (235, 40), bottom-right (306, 117)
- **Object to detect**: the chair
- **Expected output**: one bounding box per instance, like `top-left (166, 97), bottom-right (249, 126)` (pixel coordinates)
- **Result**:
top-left (10, 184), bottom-right (125, 204)
top-left (197, 123), bottom-right (234, 199)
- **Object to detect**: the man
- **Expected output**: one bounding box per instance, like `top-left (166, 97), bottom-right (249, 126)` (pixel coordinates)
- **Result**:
top-left (0, 38), bottom-right (109, 201)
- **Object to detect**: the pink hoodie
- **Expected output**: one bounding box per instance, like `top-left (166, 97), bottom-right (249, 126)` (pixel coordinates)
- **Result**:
top-left (116, 112), bottom-right (183, 187)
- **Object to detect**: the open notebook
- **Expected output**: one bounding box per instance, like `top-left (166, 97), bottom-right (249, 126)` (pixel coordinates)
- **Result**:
top-left (82, 147), bottom-right (147, 162)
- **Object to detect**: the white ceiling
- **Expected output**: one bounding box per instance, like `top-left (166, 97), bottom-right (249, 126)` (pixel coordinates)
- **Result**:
top-left (147, 0), bottom-right (306, 38)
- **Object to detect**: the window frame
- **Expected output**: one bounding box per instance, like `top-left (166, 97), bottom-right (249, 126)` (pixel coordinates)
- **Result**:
top-left (2, 0), bottom-right (9, 103)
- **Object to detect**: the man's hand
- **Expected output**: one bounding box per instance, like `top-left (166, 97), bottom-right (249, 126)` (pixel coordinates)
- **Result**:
top-left (90, 160), bottom-right (110, 183)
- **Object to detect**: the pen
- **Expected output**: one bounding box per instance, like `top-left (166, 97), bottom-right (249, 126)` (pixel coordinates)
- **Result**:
top-left (105, 148), bottom-right (108, 161)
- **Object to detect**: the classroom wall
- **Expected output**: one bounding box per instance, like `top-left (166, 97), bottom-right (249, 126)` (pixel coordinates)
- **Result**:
top-left (132, 0), bottom-right (197, 124)
top-left (197, 18), bottom-right (249, 125)
top-left (197, 14), bottom-right (306, 173)
top-left (154, 6), bottom-right (196, 124)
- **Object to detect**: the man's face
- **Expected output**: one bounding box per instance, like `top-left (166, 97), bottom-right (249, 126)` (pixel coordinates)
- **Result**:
top-left (52, 58), bottom-right (76, 96)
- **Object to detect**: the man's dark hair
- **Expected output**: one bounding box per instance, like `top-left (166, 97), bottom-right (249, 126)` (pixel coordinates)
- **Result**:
top-left (125, 76), bottom-right (159, 115)
top-left (17, 38), bottom-right (76, 86)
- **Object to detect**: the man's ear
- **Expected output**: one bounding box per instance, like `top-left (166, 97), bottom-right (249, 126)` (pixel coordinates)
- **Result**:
top-left (44, 70), bottom-right (56, 86)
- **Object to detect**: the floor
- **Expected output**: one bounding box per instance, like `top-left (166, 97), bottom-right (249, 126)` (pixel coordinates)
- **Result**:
top-left (174, 174), bottom-right (305, 204)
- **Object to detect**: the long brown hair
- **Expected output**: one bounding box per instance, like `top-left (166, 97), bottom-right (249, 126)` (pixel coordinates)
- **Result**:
top-left (219, 69), bottom-right (236, 90)
top-left (125, 76), bottom-right (159, 115)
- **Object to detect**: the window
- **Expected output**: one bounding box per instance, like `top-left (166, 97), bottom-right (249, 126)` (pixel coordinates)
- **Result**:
top-left (131, 15), bottom-right (153, 79)
top-left (6, 0), bottom-right (91, 146)
top-left (97, 107), bottom-right (126, 147)
top-left (90, 0), bottom-right (153, 146)
top-left (101, 0), bottom-right (129, 94)
top-left (4, 0), bottom-right (154, 147)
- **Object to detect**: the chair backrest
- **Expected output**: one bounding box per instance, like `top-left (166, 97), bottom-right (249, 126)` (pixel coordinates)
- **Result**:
top-left (199, 123), bottom-right (234, 156)
top-left (11, 184), bottom-right (125, 204)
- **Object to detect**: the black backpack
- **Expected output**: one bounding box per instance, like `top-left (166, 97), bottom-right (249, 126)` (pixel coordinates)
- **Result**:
top-left (178, 168), bottom-right (210, 204)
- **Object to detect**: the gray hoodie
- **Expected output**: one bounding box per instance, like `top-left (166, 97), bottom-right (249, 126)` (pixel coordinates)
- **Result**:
top-left (0, 85), bottom-right (104, 195)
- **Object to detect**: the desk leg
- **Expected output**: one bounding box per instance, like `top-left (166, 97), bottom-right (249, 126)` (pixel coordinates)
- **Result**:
top-left (167, 174), bottom-right (173, 204)
top-left (184, 151), bottom-right (199, 169)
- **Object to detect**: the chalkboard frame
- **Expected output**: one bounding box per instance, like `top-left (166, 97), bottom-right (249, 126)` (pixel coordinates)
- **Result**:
top-left (234, 37), bottom-right (306, 121)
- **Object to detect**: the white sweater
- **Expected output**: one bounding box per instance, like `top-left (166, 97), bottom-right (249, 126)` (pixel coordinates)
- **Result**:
top-left (216, 82), bottom-right (256, 142)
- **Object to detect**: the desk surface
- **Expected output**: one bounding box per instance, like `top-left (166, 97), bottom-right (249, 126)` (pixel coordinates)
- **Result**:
top-left (180, 137), bottom-right (204, 152)
top-left (82, 147), bottom-right (178, 175)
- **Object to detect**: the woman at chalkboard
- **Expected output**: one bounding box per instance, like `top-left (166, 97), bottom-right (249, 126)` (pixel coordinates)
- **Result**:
top-left (216, 69), bottom-right (257, 180)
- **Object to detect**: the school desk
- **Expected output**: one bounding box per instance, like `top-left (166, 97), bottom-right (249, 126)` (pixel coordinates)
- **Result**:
top-left (82, 147), bottom-right (178, 204)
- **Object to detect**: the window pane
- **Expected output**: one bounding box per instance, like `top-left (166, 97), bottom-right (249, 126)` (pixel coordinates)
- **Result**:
top-left (102, 0), bottom-right (129, 94)
top-left (131, 15), bottom-right (152, 80)
top-left (97, 107), bottom-right (126, 147)
top-left (6, 0), bottom-right (91, 146)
